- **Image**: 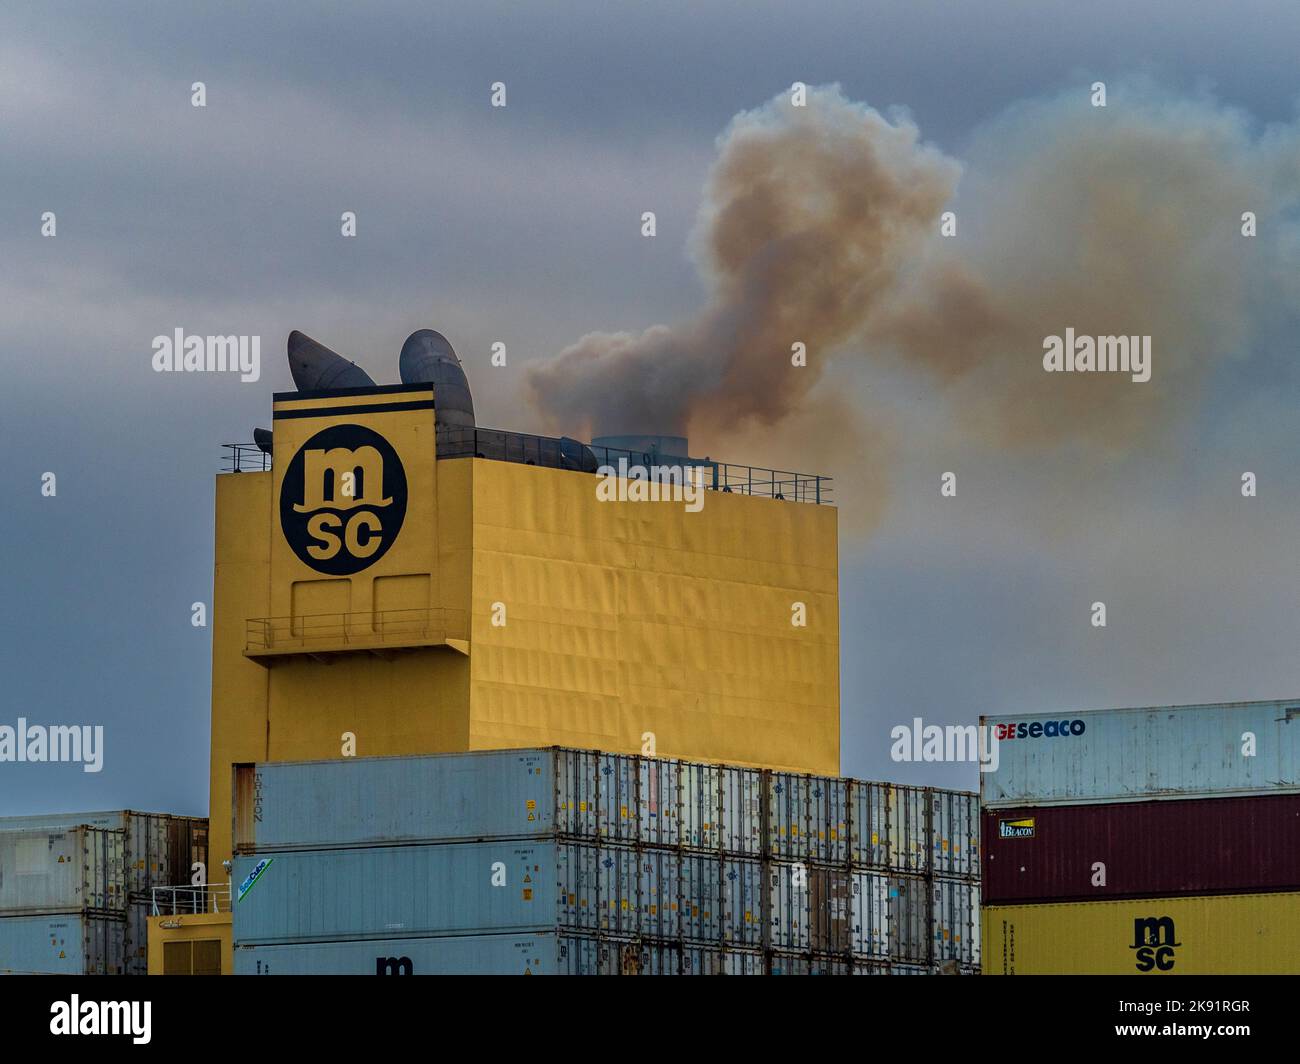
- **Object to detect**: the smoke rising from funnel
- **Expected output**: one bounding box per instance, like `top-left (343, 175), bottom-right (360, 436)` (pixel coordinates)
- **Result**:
top-left (525, 83), bottom-right (1300, 533)
top-left (526, 87), bottom-right (960, 440)
top-left (866, 84), bottom-right (1299, 452)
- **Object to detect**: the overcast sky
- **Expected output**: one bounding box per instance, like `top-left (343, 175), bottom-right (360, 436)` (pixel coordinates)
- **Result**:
top-left (3, 1), bottom-right (1300, 816)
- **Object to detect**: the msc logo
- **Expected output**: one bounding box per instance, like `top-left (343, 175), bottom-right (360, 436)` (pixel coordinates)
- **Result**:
top-left (998, 817), bottom-right (1035, 839)
top-left (280, 424), bottom-right (408, 575)
top-left (1131, 916), bottom-right (1180, 972)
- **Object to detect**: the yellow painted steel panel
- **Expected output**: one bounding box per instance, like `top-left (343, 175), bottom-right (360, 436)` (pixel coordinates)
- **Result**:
top-left (147, 912), bottom-right (233, 976)
top-left (268, 391), bottom-right (421, 413)
top-left (466, 459), bottom-right (839, 773)
top-left (208, 471), bottom-right (273, 881)
top-left (983, 893), bottom-right (1300, 974)
top-left (290, 578), bottom-right (350, 628)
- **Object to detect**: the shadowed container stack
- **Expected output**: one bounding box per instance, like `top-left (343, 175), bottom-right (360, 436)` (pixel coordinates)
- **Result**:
top-left (0, 811), bottom-right (207, 974)
top-left (979, 699), bottom-right (1300, 974)
top-left (231, 749), bottom-right (979, 975)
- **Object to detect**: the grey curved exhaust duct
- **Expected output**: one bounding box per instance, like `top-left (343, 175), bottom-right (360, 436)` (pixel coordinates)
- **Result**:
top-left (287, 330), bottom-right (376, 391)
top-left (256, 328), bottom-right (474, 455)
top-left (399, 329), bottom-right (475, 430)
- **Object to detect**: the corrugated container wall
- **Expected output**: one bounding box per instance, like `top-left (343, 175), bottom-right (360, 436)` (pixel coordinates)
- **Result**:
top-left (0, 810), bottom-right (208, 976)
top-left (0, 811), bottom-right (207, 897)
top-left (235, 842), bottom-right (915, 955)
top-left (769, 953), bottom-right (851, 975)
top-left (232, 846), bottom-right (977, 969)
top-left (0, 812), bottom-right (135, 833)
top-left (235, 933), bottom-right (776, 976)
top-left (0, 913), bottom-right (126, 975)
top-left (984, 892), bottom-right (1300, 974)
top-left (235, 750), bottom-right (770, 857)
top-left (983, 795), bottom-right (1300, 904)
top-left (766, 773), bottom-right (849, 863)
top-left (929, 790), bottom-right (979, 878)
top-left (0, 829), bottom-right (125, 913)
top-left (232, 933), bottom-right (976, 975)
top-left (238, 932), bottom-right (593, 976)
top-left (981, 700), bottom-right (1300, 808)
top-left (931, 877), bottom-right (980, 966)
top-left (886, 785), bottom-right (929, 874)
top-left (231, 750), bottom-right (979, 974)
top-left (235, 751), bottom-right (975, 876)
top-left (721, 857), bottom-right (764, 947)
top-left (120, 814), bottom-right (208, 897)
top-left (234, 841), bottom-right (576, 944)
top-left (124, 900), bottom-right (150, 976)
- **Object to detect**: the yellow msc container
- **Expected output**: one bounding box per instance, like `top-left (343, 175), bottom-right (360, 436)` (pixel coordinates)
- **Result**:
top-left (984, 892), bottom-right (1300, 974)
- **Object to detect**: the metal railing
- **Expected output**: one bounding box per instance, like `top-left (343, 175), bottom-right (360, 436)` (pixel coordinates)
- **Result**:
top-left (221, 443), bottom-right (270, 472)
top-left (219, 427), bottom-right (832, 504)
top-left (437, 426), bottom-right (832, 504)
top-left (707, 462), bottom-right (831, 504)
top-left (245, 606), bottom-right (469, 653)
top-left (149, 882), bottom-right (232, 915)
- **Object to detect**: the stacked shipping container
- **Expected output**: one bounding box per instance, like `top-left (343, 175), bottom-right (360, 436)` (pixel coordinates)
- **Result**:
top-left (0, 811), bottom-right (208, 974)
top-left (232, 749), bottom-right (980, 975)
top-left (980, 699), bottom-right (1300, 974)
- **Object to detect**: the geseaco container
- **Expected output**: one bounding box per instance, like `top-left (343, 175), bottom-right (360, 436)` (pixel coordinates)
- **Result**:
top-left (981, 699), bottom-right (1300, 808)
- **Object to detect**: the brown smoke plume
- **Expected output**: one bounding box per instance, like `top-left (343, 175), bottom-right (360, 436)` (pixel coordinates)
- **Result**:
top-left (525, 84), bottom-right (1299, 533)
top-left (526, 88), bottom-right (958, 437)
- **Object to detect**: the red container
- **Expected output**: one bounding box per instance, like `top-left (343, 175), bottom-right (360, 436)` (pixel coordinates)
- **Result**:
top-left (982, 794), bottom-right (1300, 904)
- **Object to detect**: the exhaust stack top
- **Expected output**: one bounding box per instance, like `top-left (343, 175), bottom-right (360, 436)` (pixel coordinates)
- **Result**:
top-left (287, 330), bottom-right (376, 392)
top-left (399, 329), bottom-right (476, 430)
